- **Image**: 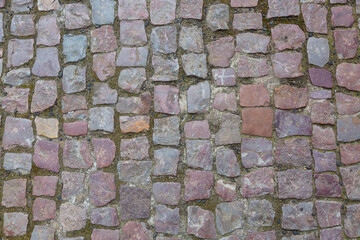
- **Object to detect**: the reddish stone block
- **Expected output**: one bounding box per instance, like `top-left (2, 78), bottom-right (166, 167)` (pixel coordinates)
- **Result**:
top-left (344, 204), bottom-right (360, 238)
top-left (3, 117), bottom-right (34, 150)
top-left (341, 165), bottom-right (360, 200)
top-left (241, 168), bottom-right (275, 197)
top-left (213, 91), bottom-right (236, 112)
top-left (231, 0), bottom-right (258, 7)
top-left (315, 174), bottom-right (342, 197)
top-left (275, 138), bottom-right (312, 168)
top-left (92, 52), bottom-right (116, 81)
top-left (119, 116), bottom-right (150, 133)
top-left (216, 180), bottom-right (237, 202)
top-left (92, 138), bottom-right (116, 168)
top-left (33, 198), bottom-right (56, 221)
top-left (301, 3), bottom-right (328, 33)
top-left (316, 201), bottom-right (342, 228)
top-left (274, 85), bottom-right (308, 109)
top-left (207, 36), bottom-right (235, 67)
top-left (32, 176), bottom-right (58, 196)
top-left (239, 84), bottom-right (270, 107)
top-left (246, 231), bottom-right (276, 240)
top-left (272, 52), bottom-right (303, 78)
top-left (150, 0), bottom-right (176, 25)
top-left (334, 29), bottom-right (359, 60)
top-left (2, 179), bottom-right (27, 207)
top-left (120, 136), bottom-right (149, 160)
top-left (309, 68), bottom-right (333, 88)
top-left (314, 150), bottom-right (337, 173)
top-left (65, 3), bottom-right (91, 29)
top-left (91, 25), bottom-right (117, 53)
top-left (184, 120), bottom-right (211, 139)
top-left (187, 206), bottom-right (217, 239)
top-left (119, 186), bottom-right (151, 220)
top-left (278, 169), bottom-right (313, 199)
top-left (153, 182), bottom-right (181, 205)
top-left (63, 121), bottom-right (88, 136)
top-left (312, 125), bottom-right (336, 150)
top-left (89, 171), bottom-right (116, 206)
top-left (121, 221), bottom-right (152, 240)
top-left (271, 24), bottom-right (305, 51)
top-left (184, 169), bottom-right (213, 201)
top-left (320, 227), bottom-right (343, 240)
top-left (267, 0), bottom-right (300, 18)
top-left (155, 205), bottom-right (180, 234)
top-left (59, 203), bottom-right (87, 232)
top-left (33, 140), bottom-right (59, 172)
top-left (337, 63), bottom-right (360, 91)
top-left (154, 85), bottom-right (180, 115)
top-left (332, 6), bottom-right (354, 27)
top-left (236, 33), bottom-right (270, 53)
top-left (3, 212), bottom-right (28, 236)
top-left (180, 0), bottom-right (203, 19)
top-left (91, 229), bottom-right (119, 240)
top-left (233, 13), bottom-right (262, 31)
top-left (311, 101), bottom-right (335, 125)
top-left (61, 172), bottom-right (85, 200)
top-left (242, 108), bottom-right (273, 137)
top-left (63, 140), bottom-right (92, 169)
top-left (90, 207), bottom-right (119, 227)
top-left (118, 0), bottom-right (148, 20)
top-left (212, 68), bottom-right (236, 86)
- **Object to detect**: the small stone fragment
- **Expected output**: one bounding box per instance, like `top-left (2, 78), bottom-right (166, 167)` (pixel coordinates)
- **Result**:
top-left (216, 201), bottom-right (246, 235)
top-left (90, 207), bottom-right (119, 227)
top-left (301, 3), bottom-right (328, 33)
top-left (207, 36), bottom-right (235, 67)
top-left (92, 52), bottom-right (116, 81)
top-left (233, 13), bottom-right (262, 31)
top-left (267, 0), bottom-right (300, 18)
top-left (275, 138), bottom-right (312, 168)
top-left (119, 116), bottom-right (150, 133)
top-left (35, 117), bottom-right (58, 138)
top-left (151, 26), bottom-right (177, 54)
top-left (239, 84), bottom-right (270, 107)
top-left (184, 120), bottom-right (211, 139)
top-left (3, 212), bottom-right (28, 236)
top-left (236, 33), bottom-right (270, 53)
top-left (3, 117), bottom-right (34, 150)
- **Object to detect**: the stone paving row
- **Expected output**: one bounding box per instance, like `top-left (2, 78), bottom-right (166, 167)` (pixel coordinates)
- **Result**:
top-left (0, 0), bottom-right (360, 239)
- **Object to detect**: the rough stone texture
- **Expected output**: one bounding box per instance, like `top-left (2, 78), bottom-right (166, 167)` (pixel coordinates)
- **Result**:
top-left (341, 165), bottom-right (360, 200)
top-left (267, 0), bottom-right (300, 18)
top-left (237, 55), bottom-right (269, 78)
top-left (216, 180), bottom-right (237, 202)
top-left (154, 148), bottom-right (180, 176)
top-left (89, 107), bottom-right (114, 132)
top-left (59, 203), bottom-right (87, 232)
top-left (334, 29), bottom-right (359, 60)
top-left (233, 13), bottom-right (262, 31)
top-left (63, 140), bottom-right (92, 169)
top-left (1, 87), bottom-right (29, 114)
top-left (274, 85), bottom-right (308, 109)
top-left (3, 212), bottom-right (28, 236)
top-left (241, 138), bottom-right (273, 168)
top-left (118, 68), bottom-right (146, 93)
top-left (278, 170), bottom-right (313, 199)
top-left (65, 3), bottom-right (91, 29)
top-left (207, 36), bottom-right (235, 67)
top-left (31, 80), bottom-right (57, 112)
top-left (90, 0), bottom-right (115, 25)
top-left (236, 33), bottom-right (270, 54)
top-left (92, 52), bottom-right (116, 81)
top-left (316, 201), bottom-right (342, 228)
top-left (311, 101), bottom-right (335, 125)
top-left (118, 0), bottom-right (148, 20)
top-left (34, 140), bottom-right (60, 172)
top-left (239, 84), bottom-right (270, 107)
top-left (215, 113), bottom-right (241, 145)
top-left (272, 52), bottom-right (304, 78)
top-left (314, 150), bottom-right (337, 173)
top-left (63, 34), bottom-right (87, 63)
top-left (275, 138), bottom-right (312, 168)
top-left (315, 173), bottom-right (342, 197)
top-left (312, 125), bottom-right (336, 150)
top-left (32, 198), bottom-right (56, 221)
top-left (2, 179), bottom-right (27, 207)
top-left (216, 201), bottom-right (246, 235)
top-left (153, 182), bottom-right (181, 205)
top-left (32, 176), bottom-right (58, 196)
top-left (340, 144), bottom-right (360, 165)
top-left (91, 207), bottom-right (119, 227)
top-left (120, 136), bottom-right (149, 160)
top-left (275, 110), bottom-right (312, 138)
top-left (186, 140), bottom-right (212, 170)
top-left (242, 108), bottom-right (273, 137)
top-left (241, 168), bottom-right (275, 197)
top-left (3, 117), bottom-right (34, 150)
top-left (216, 148), bottom-right (240, 177)
top-left (119, 185), bottom-right (151, 220)
top-left (184, 169), bottom-right (213, 201)
top-left (155, 205), bottom-right (180, 234)
top-left (153, 117), bottom-right (180, 145)
top-left (151, 26), bottom-right (177, 54)
top-left (118, 160), bottom-right (152, 184)
top-left (344, 204), bottom-right (360, 238)
top-left (337, 63), bottom-right (360, 91)
top-left (302, 3), bottom-right (328, 34)
top-left (337, 117), bottom-right (360, 142)
top-left (248, 200), bottom-right (275, 227)
top-left (281, 203), bottom-right (317, 231)
top-left (121, 221), bottom-right (152, 240)
top-left (154, 85), bottom-right (180, 114)
top-left (187, 81), bottom-right (210, 113)
top-left (187, 206), bottom-right (217, 239)
top-left (182, 53), bottom-right (208, 79)
top-left (271, 24), bottom-right (305, 51)
top-left (7, 39), bottom-right (34, 67)
top-left (307, 37), bottom-right (329, 67)
top-left (206, 4), bottom-right (229, 31)
top-left (332, 6), bottom-right (354, 27)
top-left (309, 68), bottom-right (333, 88)
top-left (150, 0), bottom-right (176, 25)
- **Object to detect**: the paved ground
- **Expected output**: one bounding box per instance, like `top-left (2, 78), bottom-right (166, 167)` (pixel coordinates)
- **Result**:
top-left (0, 0), bottom-right (360, 239)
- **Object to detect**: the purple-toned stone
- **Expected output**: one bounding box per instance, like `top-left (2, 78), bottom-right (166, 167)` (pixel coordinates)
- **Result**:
top-left (62, 95), bottom-right (87, 113)
top-left (92, 52), bottom-right (116, 81)
top-left (238, 55), bottom-right (268, 78)
top-left (153, 182), bottom-right (181, 205)
top-left (271, 24), bottom-right (305, 51)
top-left (11, 14), bottom-right (35, 36)
top-left (3, 117), bottom-right (34, 150)
top-left (187, 81), bottom-right (211, 113)
top-left (32, 176), bottom-right (58, 196)
top-left (59, 203), bottom-right (87, 232)
top-left (332, 6), bottom-right (354, 27)
top-left (275, 138), bottom-right (312, 168)
top-left (31, 80), bottom-right (57, 113)
top-left (93, 82), bottom-right (117, 105)
top-left (1, 87), bottom-right (29, 114)
top-left (117, 160), bottom-right (152, 184)
top-left (311, 101), bottom-right (335, 125)
top-left (274, 85), bottom-right (308, 109)
top-left (32, 47), bottom-right (60, 77)
top-left (117, 47), bottom-right (148, 66)
top-left (334, 29), bottom-right (359, 59)
top-left (275, 110), bottom-right (312, 138)
top-left (150, 0), bottom-right (176, 25)
top-left (63, 140), bottom-right (92, 169)
top-left (154, 85), bottom-right (180, 114)
top-left (32, 198), bottom-right (56, 221)
top-left (248, 199), bottom-right (275, 227)
top-left (337, 117), bottom-right (360, 142)
top-left (65, 3), bottom-right (91, 29)
top-left (37, 14), bottom-right (60, 46)
top-left (3, 212), bottom-right (28, 236)
top-left (310, 90), bottom-right (332, 99)
top-left (89, 171), bottom-right (116, 206)
top-left (233, 13), bottom-right (262, 31)
top-left (344, 204), bottom-right (360, 238)
top-left (231, 0), bottom-right (258, 7)
top-left (187, 206), bottom-right (217, 239)
top-left (186, 140), bottom-right (212, 170)
top-left (239, 84), bottom-right (270, 107)
top-left (61, 172), bottom-right (85, 200)
top-left (91, 207), bottom-right (119, 227)
top-left (341, 165), bottom-right (360, 200)
top-left (316, 201), bottom-right (342, 228)
top-left (92, 229), bottom-right (119, 240)
top-left (246, 231), bottom-right (276, 240)
top-left (207, 36), bottom-right (235, 67)
top-left (151, 26), bottom-right (177, 54)
top-left (241, 138), bottom-right (273, 168)
top-left (272, 52), bottom-right (303, 78)
top-left (320, 227), bottom-right (343, 240)
top-left (216, 180), bottom-right (237, 202)
top-left (315, 173), bottom-right (342, 197)
top-left (340, 144), bottom-right (360, 165)
top-left (336, 93), bottom-right (360, 115)
top-left (309, 68), bottom-right (333, 88)
top-left (206, 4), bottom-right (229, 31)
top-left (118, 68), bottom-right (146, 93)
top-left (120, 136), bottom-right (149, 160)
top-left (89, 107), bottom-right (114, 132)
top-left (312, 125), bottom-right (336, 150)
top-left (236, 33), bottom-right (270, 53)
top-left (118, 0), bottom-right (148, 20)
top-left (216, 149), bottom-right (240, 177)
top-left (281, 203), bottom-right (317, 231)
top-left (121, 221), bottom-right (152, 240)
top-left (155, 205), bottom-right (180, 235)
top-left (184, 169), bottom-right (213, 201)
top-left (116, 93), bottom-right (152, 114)
top-left (154, 148), bottom-right (180, 176)
top-left (241, 168), bottom-right (275, 197)
top-left (278, 169), bottom-right (313, 199)
top-left (119, 185), bottom-right (151, 220)
top-left (314, 150), bottom-right (337, 173)
top-left (267, 0), bottom-right (300, 18)
top-left (301, 3), bottom-right (328, 34)
top-left (184, 120), bottom-right (211, 139)
top-left (38, 0), bottom-right (59, 10)
top-left (216, 201), bottom-right (246, 235)
top-left (120, 20), bottom-right (147, 46)
top-left (215, 113), bottom-right (241, 145)
top-left (180, 0), bottom-right (203, 19)
top-left (2, 179), bottom-right (27, 207)
top-left (212, 68), bottom-right (236, 86)
top-left (213, 91), bottom-right (237, 112)
top-left (153, 117), bottom-right (180, 146)
top-left (33, 140), bottom-right (60, 172)
top-left (7, 39), bottom-right (34, 67)
top-left (336, 63), bottom-right (360, 91)
top-left (91, 25), bottom-right (117, 53)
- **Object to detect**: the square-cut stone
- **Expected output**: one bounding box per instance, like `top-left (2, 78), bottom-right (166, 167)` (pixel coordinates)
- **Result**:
top-left (62, 65), bottom-right (86, 94)
top-left (31, 226), bottom-right (55, 240)
top-left (11, 14), bottom-right (35, 36)
top-left (340, 144), bottom-right (360, 165)
top-left (271, 24), bottom-right (305, 51)
top-left (236, 33), bottom-right (270, 54)
top-left (239, 84), bottom-right (270, 107)
top-left (63, 34), bottom-right (87, 63)
top-left (154, 85), bottom-right (180, 115)
top-left (63, 140), bottom-right (92, 169)
top-left (336, 63), bottom-right (360, 92)
top-left (33, 198), bottom-right (56, 221)
top-left (37, 14), bottom-right (60, 46)
top-left (180, 0), bottom-right (203, 19)
top-left (65, 3), bottom-right (91, 29)
top-left (7, 39), bottom-right (34, 67)
top-left (90, 0), bottom-right (115, 25)
top-left (150, 0), bottom-right (176, 25)
top-left (272, 52), bottom-right (303, 78)
top-left (274, 85), bottom-right (308, 109)
top-left (154, 148), bottom-right (180, 176)
top-left (314, 150), bottom-right (337, 173)
top-left (2, 179), bottom-right (27, 207)
top-left (241, 168), bottom-right (275, 197)
top-left (344, 204), bottom-right (360, 238)
top-left (118, 68), bottom-right (146, 93)
top-left (332, 6), bottom-right (354, 27)
top-left (341, 165), bottom-right (360, 200)
top-left (32, 176), bottom-right (58, 196)
top-left (120, 136), bottom-right (149, 160)
top-left (91, 25), bottom-right (117, 53)
top-left (187, 206), bottom-right (217, 239)
top-left (35, 117), bottom-right (58, 138)
top-left (212, 68), bottom-right (236, 86)
top-left (11, 0), bottom-right (33, 12)
top-left (155, 205), bottom-right (180, 234)
top-left (3, 117), bottom-right (34, 150)
top-left (153, 182), bottom-right (181, 205)
top-left (119, 185), bottom-right (151, 220)
top-left (301, 3), bottom-right (328, 34)
top-left (315, 173), bottom-right (342, 197)
top-left (334, 29), bottom-right (359, 60)
top-left (116, 93), bottom-right (152, 114)
top-left (151, 55), bottom-right (179, 81)
top-left (151, 26), bottom-right (177, 54)
top-left (187, 81), bottom-right (211, 112)
top-left (267, 0), bottom-right (300, 18)
top-left (61, 172), bottom-right (85, 200)
top-left (93, 52), bottom-right (116, 81)
top-left (89, 107), bottom-right (114, 132)
top-left (184, 169), bottom-right (213, 201)
top-left (153, 117), bottom-right (180, 146)
top-left (311, 101), bottom-right (335, 125)
top-left (120, 20), bottom-right (147, 46)
top-left (90, 207), bottom-right (119, 227)
top-left (116, 47), bottom-right (148, 67)
top-left (241, 138), bottom-right (273, 168)
top-left (31, 80), bottom-right (57, 112)
top-left (118, 0), bottom-right (148, 20)
top-left (216, 201), bottom-right (246, 235)
top-left (59, 203), bottom-right (87, 232)
top-left (118, 160), bottom-right (152, 184)
top-left (216, 148), bottom-right (240, 177)
top-left (275, 138), bottom-right (312, 168)
top-left (93, 82), bottom-right (117, 105)
top-left (281, 203), bottom-right (317, 231)
top-left (179, 26), bottom-right (204, 53)
top-left (307, 37), bottom-right (329, 67)
top-left (215, 113), bottom-right (241, 145)
top-left (207, 36), bottom-right (235, 67)
top-left (33, 140), bottom-right (60, 172)
top-left (316, 201), bottom-right (342, 228)
top-left (3, 212), bottom-right (28, 236)
top-left (213, 91), bottom-right (237, 112)
top-left (37, 0), bottom-right (59, 10)
top-left (237, 55), bottom-right (269, 78)
top-left (32, 47), bottom-right (60, 77)
top-left (89, 171), bottom-right (116, 206)
top-left (233, 13), bottom-right (262, 31)
top-left (3, 153), bottom-right (32, 174)
top-left (275, 110), bottom-right (312, 138)
top-left (206, 4), bottom-right (229, 31)
top-left (186, 140), bottom-right (212, 170)
top-left (278, 169), bottom-right (313, 199)
top-left (1, 87), bottom-right (29, 114)
top-left (242, 108), bottom-right (273, 137)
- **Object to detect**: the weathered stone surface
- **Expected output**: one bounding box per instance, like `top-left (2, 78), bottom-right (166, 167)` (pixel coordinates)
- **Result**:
top-left (275, 138), bottom-right (312, 168)
top-left (316, 201), bottom-right (342, 228)
top-left (4, 68), bottom-right (31, 86)
top-left (65, 3), bottom-right (91, 29)
top-left (59, 203), bottom-right (87, 232)
top-left (31, 80), bottom-right (57, 112)
top-left (281, 203), bottom-right (317, 231)
top-left (213, 68), bottom-right (236, 86)
top-left (206, 4), bottom-right (229, 31)
top-left (184, 169), bottom-right (213, 201)
top-left (239, 84), bottom-right (270, 107)
top-left (310, 90), bottom-right (332, 99)
top-left (3, 212), bottom-right (28, 236)
top-left (344, 204), bottom-right (360, 238)
top-left (3, 117), bottom-right (34, 150)
top-left (2, 179), bottom-right (27, 207)
top-left (236, 33), bottom-right (270, 54)
top-left (120, 116), bottom-right (150, 133)
top-left (275, 110), bottom-right (312, 138)
top-left (11, 14), bottom-right (35, 36)
top-left (34, 140), bottom-right (60, 172)
top-left (186, 140), bottom-right (212, 170)
top-left (38, 0), bottom-right (59, 10)
top-left (37, 14), bottom-right (60, 46)
top-left (341, 165), bottom-right (360, 200)
top-left (180, 0), bottom-right (203, 19)
top-left (320, 227), bottom-right (343, 240)
top-left (119, 185), bottom-right (151, 220)
top-left (231, 0), bottom-right (258, 7)
top-left (246, 231), bottom-right (276, 240)
top-left (92, 229), bottom-right (119, 240)
top-left (216, 180), bottom-right (237, 202)
top-left (334, 29), bottom-right (359, 60)
top-left (91, 207), bottom-right (119, 227)
top-left (311, 101), bottom-right (335, 125)
top-left (120, 20), bottom-right (147, 46)
top-left (309, 68), bottom-right (333, 88)
top-left (121, 221), bottom-right (152, 240)
top-left (336, 93), bottom-right (360, 115)
top-left (187, 81), bottom-right (210, 113)
top-left (61, 172), bottom-right (85, 200)
top-left (154, 148), bottom-right (180, 176)
top-left (151, 26), bottom-right (177, 54)
top-left (150, 0), bottom-right (176, 25)
top-left (32, 198), bottom-right (56, 221)
top-left (62, 95), bottom-right (87, 113)
top-left (336, 63), bottom-right (360, 91)
top-left (118, 68), bottom-right (146, 93)
top-left (332, 5), bottom-right (354, 27)
top-left (93, 82), bottom-right (117, 105)
top-left (89, 171), bottom-right (116, 206)
top-left (184, 120), bottom-right (210, 139)
top-left (278, 169), bottom-right (313, 199)
top-left (118, 0), bottom-right (148, 20)
top-left (92, 52), bottom-right (116, 81)
top-left (35, 117), bottom-right (58, 138)
top-left (153, 117), bottom-right (180, 145)
top-left (267, 0), bottom-right (300, 18)
top-left (301, 3), bottom-right (328, 34)
top-left (116, 93), bottom-right (152, 114)
top-left (91, 25), bottom-right (117, 53)
top-left (155, 205), bottom-right (180, 234)
top-left (91, 0), bottom-right (115, 25)
top-left (213, 91), bottom-right (237, 112)
top-left (153, 182), bottom-right (181, 205)
top-left (307, 37), bottom-right (329, 67)
top-left (237, 55), bottom-right (269, 78)
top-left (248, 200), bottom-right (275, 227)
top-left (1, 87), bottom-right (29, 114)
top-left (312, 125), bottom-right (336, 150)
top-left (154, 85), bottom-right (180, 114)
top-left (241, 138), bottom-right (273, 168)
top-left (92, 138), bottom-right (115, 168)
top-left (207, 36), bottom-right (235, 67)
top-left (314, 150), bottom-right (337, 173)
top-left (32, 176), bottom-right (58, 196)
top-left (30, 226), bottom-right (55, 240)
top-left (215, 113), bottom-right (241, 145)
top-left (315, 173), bottom-right (342, 197)
top-left (233, 13), bottom-right (262, 31)
top-left (216, 149), bottom-right (240, 177)
top-left (63, 34), bottom-right (87, 63)
top-left (337, 117), bottom-right (360, 142)
top-left (241, 168), bottom-right (275, 197)
top-left (187, 206), bottom-right (217, 239)
top-left (274, 85), bottom-right (308, 109)
top-left (151, 55), bottom-right (179, 81)
top-left (272, 52), bottom-right (303, 78)
top-left (89, 107), bottom-right (114, 132)
top-left (182, 53), bottom-right (208, 79)
top-left (117, 47), bottom-right (148, 67)
top-left (62, 65), bottom-right (86, 94)
top-left (118, 160), bottom-right (152, 184)
top-left (242, 108), bottom-right (273, 137)
top-left (216, 201), bottom-right (246, 235)
top-left (63, 140), bottom-right (92, 169)
top-left (271, 24), bottom-right (305, 51)
top-left (180, 26), bottom-right (203, 54)
top-left (7, 39), bottom-right (34, 67)
top-left (120, 136), bottom-right (149, 160)
top-left (340, 144), bottom-right (360, 165)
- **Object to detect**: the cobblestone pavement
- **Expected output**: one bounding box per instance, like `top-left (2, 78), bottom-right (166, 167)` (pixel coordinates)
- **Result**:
top-left (1, 0), bottom-right (360, 239)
